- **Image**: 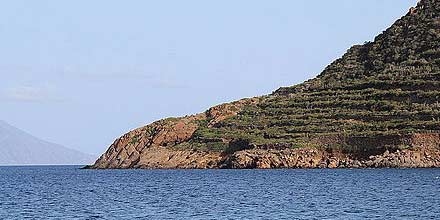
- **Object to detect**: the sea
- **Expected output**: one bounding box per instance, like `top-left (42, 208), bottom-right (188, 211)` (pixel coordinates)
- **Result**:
top-left (0, 166), bottom-right (439, 219)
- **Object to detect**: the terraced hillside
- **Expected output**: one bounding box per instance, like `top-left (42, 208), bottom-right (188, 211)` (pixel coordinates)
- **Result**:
top-left (90, 0), bottom-right (440, 169)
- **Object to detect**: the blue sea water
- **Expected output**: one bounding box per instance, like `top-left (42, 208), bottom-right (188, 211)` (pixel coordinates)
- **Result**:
top-left (0, 167), bottom-right (439, 219)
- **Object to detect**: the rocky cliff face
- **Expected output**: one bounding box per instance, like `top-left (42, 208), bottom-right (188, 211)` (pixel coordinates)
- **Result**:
top-left (90, 0), bottom-right (440, 169)
top-left (91, 128), bottom-right (440, 169)
top-left (90, 99), bottom-right (258, 169)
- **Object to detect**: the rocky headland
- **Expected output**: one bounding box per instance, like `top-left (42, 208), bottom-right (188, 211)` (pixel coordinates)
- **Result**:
top-left (89, 0), bottom-right (440, 169)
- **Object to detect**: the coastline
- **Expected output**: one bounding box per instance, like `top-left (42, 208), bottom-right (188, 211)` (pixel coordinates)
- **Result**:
top-left (87, 143), bottom-right (440, 169)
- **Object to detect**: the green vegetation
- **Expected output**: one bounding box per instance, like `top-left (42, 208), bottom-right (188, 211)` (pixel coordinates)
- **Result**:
top-left (130, 135), bottom-right (140, 145)
top-left (178, 1), bottom-right (440, 153)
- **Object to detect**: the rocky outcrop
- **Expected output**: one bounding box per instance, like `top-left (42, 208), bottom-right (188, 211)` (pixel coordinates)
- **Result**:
top-left (89, 132), bottom-right (440, 169)
top-left (90, 114), bottom-right (204, 169)
top-left (224, 145), bottom-right (440, 169)
top-left (206, 98), bottom-right (259, 127)
top-left (132, 146), bottom-right (223, 169)
top-left (89, 0), bottom-right (440, 169)
top-left (89, 98), bottom-right (258, 169)
top-left (224, 133), bottom-right (440, 168)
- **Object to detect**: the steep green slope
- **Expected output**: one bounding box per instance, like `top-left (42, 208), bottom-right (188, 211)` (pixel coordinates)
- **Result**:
top-left (91, 0), bottom-right (440, 169)
top-left (184, 0), bottom-right (440, 153)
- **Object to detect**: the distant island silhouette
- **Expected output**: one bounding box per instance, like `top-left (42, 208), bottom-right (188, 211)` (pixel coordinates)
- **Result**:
top-left (0, 120), bottom-right (95, 165)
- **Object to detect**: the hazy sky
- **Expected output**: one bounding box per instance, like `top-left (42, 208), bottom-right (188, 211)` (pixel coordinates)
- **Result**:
top-left (1, 0), bottom-right (417, 155)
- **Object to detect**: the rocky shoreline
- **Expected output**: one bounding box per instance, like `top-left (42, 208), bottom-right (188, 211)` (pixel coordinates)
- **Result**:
top-left (87, 100), bottom-right (440, 169)
top-left (86, 99), bottom-right (440, 169)
top-left (87, 144), bottom-right (440, 169)
top-left (86, 101), bottom-right (440, 169)
top-left (224, 147), bottom-right (440, 169)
